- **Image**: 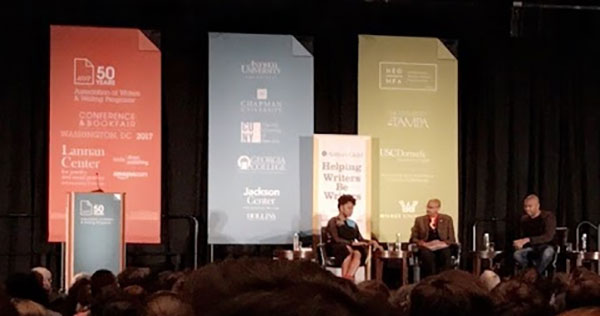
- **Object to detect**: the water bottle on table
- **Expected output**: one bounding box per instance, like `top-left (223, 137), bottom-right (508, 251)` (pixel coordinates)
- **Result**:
top-left (293, 232), bottom-right (300, 252)
top-left (483, 233), bottom-right (490, 252)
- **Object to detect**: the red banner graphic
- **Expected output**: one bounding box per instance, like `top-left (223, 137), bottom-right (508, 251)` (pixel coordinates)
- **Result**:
top-left (49, 25), bottom-right (161, 243)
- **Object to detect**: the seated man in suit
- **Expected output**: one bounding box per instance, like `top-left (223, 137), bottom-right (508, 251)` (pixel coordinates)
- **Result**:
top-left (410, 198), bottom-right (457, 277)
top-left (513, 194), bottom-right (556, 275)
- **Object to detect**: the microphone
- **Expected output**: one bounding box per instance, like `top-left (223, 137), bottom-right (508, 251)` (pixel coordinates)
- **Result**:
top-left (92, 172), bottom-right (104, 193)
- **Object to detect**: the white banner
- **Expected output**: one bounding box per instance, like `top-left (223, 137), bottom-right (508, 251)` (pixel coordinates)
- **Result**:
top-left (313, 135), bottom-right (371, 237)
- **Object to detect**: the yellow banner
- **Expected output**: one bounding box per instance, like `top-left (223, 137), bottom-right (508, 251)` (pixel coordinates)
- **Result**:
top-left (358, 35), bottom-right (458, 242)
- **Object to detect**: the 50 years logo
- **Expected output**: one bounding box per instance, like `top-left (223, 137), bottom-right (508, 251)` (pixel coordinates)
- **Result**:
top-left (74, 58), bottom-right (116, 86)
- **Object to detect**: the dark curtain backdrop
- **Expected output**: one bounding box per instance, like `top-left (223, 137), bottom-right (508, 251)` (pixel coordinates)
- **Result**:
top-left (1, 0), bottom-right (600, 280)
top-left (460, 38), bottom-right (600, 256)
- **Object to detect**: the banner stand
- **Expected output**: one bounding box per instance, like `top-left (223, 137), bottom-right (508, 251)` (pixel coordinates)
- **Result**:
top-left (60, 242), bottom-right (65, 292)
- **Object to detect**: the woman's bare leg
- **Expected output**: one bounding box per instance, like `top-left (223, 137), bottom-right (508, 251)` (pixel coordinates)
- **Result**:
top-left (347, 250), bottom-right (362, 278)
top-left (341, 254), bottom-right (353, 277)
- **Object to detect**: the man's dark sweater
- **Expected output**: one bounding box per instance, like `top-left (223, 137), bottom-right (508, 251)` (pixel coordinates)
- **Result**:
top-left (520, 210), bottom-right (556, 245)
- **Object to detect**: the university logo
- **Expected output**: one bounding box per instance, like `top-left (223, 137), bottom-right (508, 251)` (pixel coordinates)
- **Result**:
top-left (387, 116), bottom-right (430, 129)
top-left (399, 200), bottom-right (419, 213)
top-left (236, 155), bottom-right (286, 172)
top-left (237, 155), bottom-right (252, 170)
top-left (241, 122), bottom-right (262, 143)
top-left (246, 212), bottom-right (277, 222)
top-left (257, 88), bottom-right (268, 100)
top-left (240, 89), bottom-right (282, 113)
top-left (380, 148), bottom-right (427, 159)
top-left (241, 60), bottom-right (281, 76)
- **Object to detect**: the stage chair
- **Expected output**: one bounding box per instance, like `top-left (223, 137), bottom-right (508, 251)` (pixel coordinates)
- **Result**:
top-left (409, 242), bottom-right (461, 283)
top-left (408, 243), bottom-right (462, 283)
top-left (317, 227), bottom-right (370, 282)
top-left (513, 227), bottom-right (567, 276)
top-left (513, 245), bottom-right (559, 277)
top-left (452, 243), bottom-right (462, 268)
top-left (544, 227), bottom-right (568, 276)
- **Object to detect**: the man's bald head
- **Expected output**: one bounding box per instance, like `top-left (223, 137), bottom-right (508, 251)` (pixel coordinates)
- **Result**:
top-left (426, 198), bottom-right (441, 217)
top-left (31, 267), bottom-right (52, 292)
top-left (524, 194), bottom-right (539, 203)
top-left (523, 194), bottom-right (541, 218)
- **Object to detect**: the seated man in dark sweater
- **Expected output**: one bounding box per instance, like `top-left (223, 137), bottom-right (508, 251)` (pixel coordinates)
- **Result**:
top-left (513, 194), bottom-right (557, 274)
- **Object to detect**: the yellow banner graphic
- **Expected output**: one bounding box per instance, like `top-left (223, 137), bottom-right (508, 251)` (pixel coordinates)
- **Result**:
top-left (358, 35), bottom-right (458, 242)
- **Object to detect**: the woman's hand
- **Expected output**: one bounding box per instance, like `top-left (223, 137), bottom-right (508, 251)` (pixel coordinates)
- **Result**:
top-left (352, 241), bottom-right (368, 246)
top-left (368, 240), bottom-right (383, 251)
top-left (374, 243), bottom-right (384, 252)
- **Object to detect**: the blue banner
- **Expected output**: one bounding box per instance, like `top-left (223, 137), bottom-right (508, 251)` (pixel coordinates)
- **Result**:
top-left (208, 33), bottom-right (314, 244)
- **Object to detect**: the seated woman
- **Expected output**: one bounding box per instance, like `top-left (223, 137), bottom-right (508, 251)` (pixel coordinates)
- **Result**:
top-left (326, 194), bottom-right (381, 281)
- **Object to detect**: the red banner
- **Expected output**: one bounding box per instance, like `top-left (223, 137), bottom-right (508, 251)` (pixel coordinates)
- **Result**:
top-left (49, 26), bottom-right (161, 243)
